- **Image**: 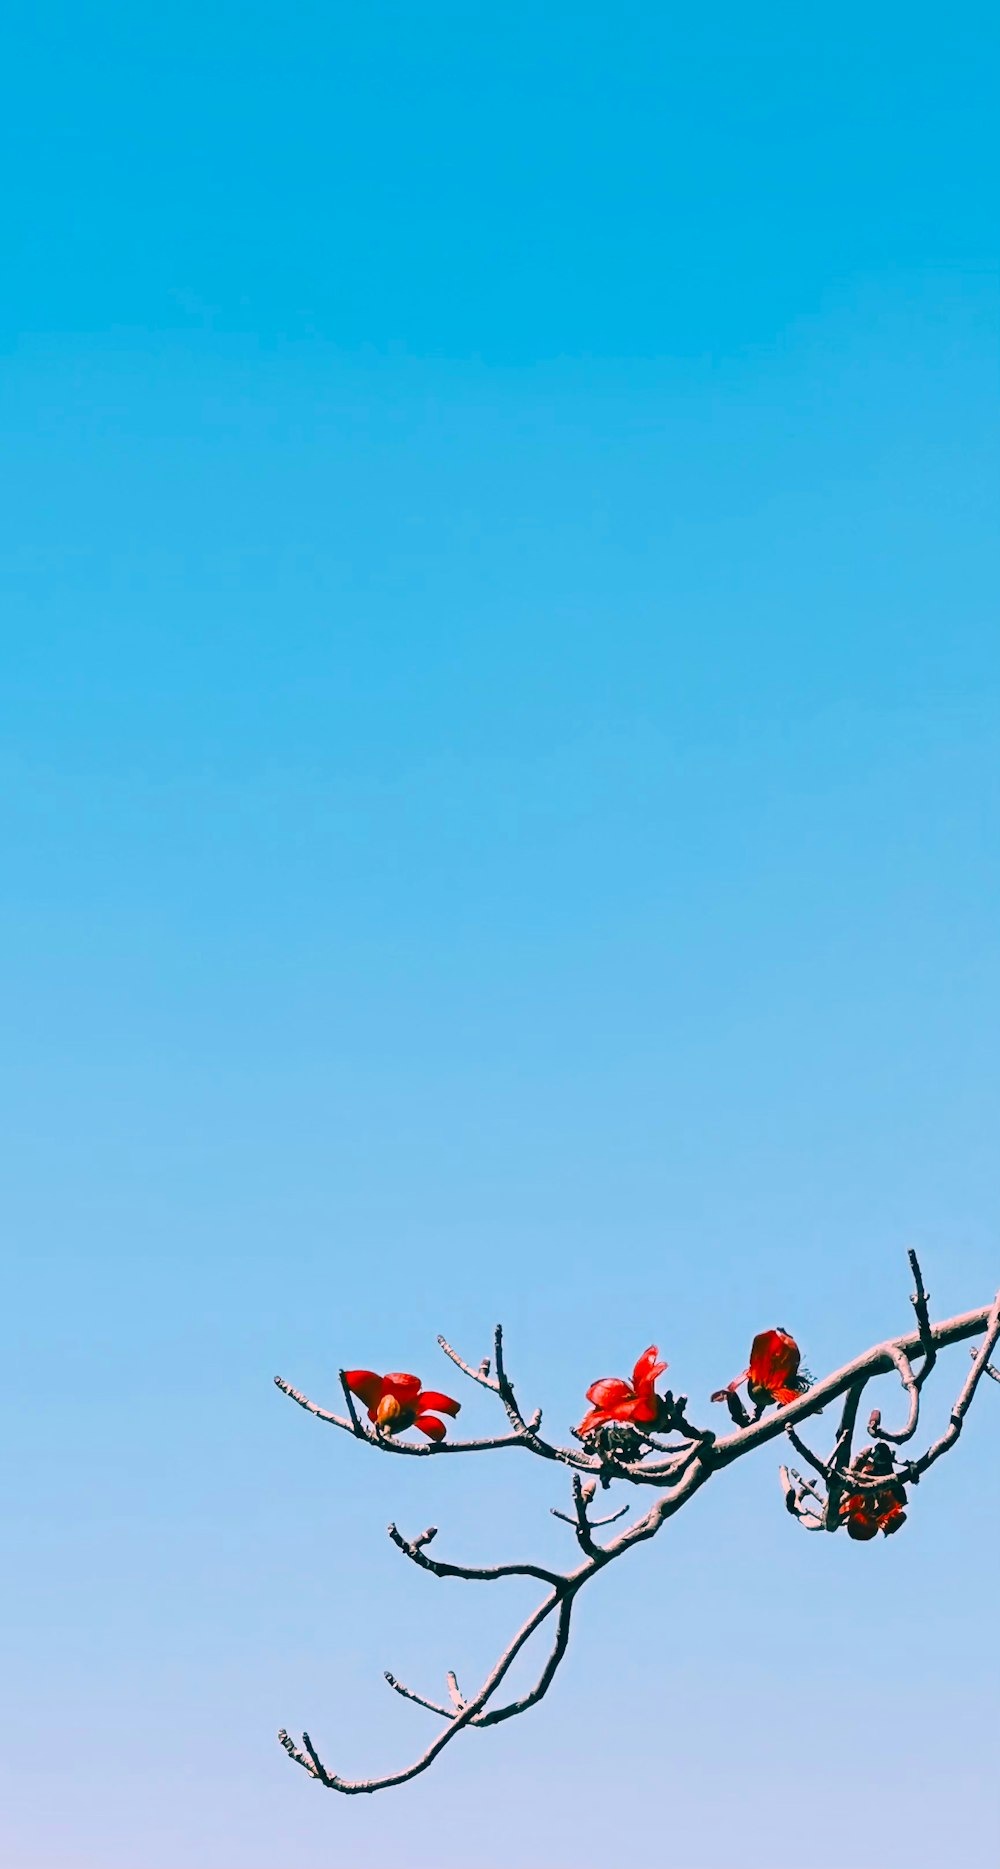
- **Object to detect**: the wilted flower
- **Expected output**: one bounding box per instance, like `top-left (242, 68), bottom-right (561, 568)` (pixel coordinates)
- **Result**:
top-left (711, 1328), bottom-right (810, 1412)
top-left (838, 1442), bottom-right (907, 1540)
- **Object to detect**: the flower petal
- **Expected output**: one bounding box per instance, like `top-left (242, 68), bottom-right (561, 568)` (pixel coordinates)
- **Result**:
top-left (846, 1513), bottom-right (879, 1541)
top-left (415, 1390), bottom-right (461, 1417)
top-left (585, 1377), bottom-right (633, 1410)
top-left (415, 1413), bottom-right (447, 1441)
top-left (380, 1372), bottom-right (422, 1404)
top-left (344, 1369), bottom-right (383, 1411)
top-left (632, 1346), bottom-right (667, 1392)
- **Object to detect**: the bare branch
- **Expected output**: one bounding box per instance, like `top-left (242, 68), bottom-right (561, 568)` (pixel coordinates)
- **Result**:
top-left (907, 1248), bottom-right (936, 1380)
top-left (551, 1499), bottom-right (629, 1533)
top-left (383, 1673), bottom-right (452, 1719)
top-left (549, 1473), bottom-right (629, 1553)
top-left (475, 1593), bottom-right (575, 1727)
top-left (279, 1586), bottom-right (568, 1793)
top-left (911, 1290), bottom-right (1000, 1477)
top-left (867, 1344), bottom-right (920, 1444)
top-left (436, 1334), bottom-right (501, 1393)
top-left (778, 1464), bottom-right (826, 1530)
top-left (785, 1424), bottom-right (833, 1482)
top-left (337, 1370), bottom-right (365, 1438)
top-left (387, 1521), bottom-right (563, 1588)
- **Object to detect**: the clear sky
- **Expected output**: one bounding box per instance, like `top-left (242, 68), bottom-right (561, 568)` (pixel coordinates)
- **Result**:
top-left (2, 5), bottom-right (998, 1867)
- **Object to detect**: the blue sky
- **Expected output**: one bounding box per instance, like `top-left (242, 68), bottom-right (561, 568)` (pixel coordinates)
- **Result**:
top-left (2, 5), bottom-right (999, 1866)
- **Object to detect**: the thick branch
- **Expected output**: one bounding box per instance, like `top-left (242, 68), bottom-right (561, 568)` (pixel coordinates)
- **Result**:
top-left (911, 1292), bottom-right (1000, 1477)
top-left (711, 1303), bottom-right (993, 1468)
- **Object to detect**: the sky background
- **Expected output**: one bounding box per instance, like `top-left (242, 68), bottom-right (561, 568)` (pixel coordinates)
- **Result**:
top-left (2, 5), bottom-right (999, 1867)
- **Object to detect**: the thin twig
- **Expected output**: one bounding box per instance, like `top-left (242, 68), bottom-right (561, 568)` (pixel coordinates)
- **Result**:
top-left (867, 1344), bottom-right (921, 1444)
top-left (387, 1522), bottom-right (563, 1588)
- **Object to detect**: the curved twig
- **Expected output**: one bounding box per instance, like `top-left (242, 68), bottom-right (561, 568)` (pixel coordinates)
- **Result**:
top-left (387, 1521), bottom-right (563, 1588)
top-left (868, 1344), bottom-right (921, 1443)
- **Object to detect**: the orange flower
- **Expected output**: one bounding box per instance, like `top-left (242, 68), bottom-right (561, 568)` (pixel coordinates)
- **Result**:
top-left (576, 1345), bottom-right (668, 1437)
top-left (712, 1327), bottom-right (809, 1412)
top-left (344, 1370), bottom-right (461, 1442)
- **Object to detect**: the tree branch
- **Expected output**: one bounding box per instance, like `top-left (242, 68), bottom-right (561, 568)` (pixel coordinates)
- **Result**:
top-left (277, 1266), bottom-right (998, 1792)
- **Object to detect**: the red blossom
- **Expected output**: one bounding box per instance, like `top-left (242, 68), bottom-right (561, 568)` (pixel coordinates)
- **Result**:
top-left (839, 1485), bottom-right (907, 1540)
top-left (343, 1369), bottom-right (461, 1442)
top-left (576, 1345), bottom-right (668, 1437)
top-left (838, 1443), bottom-right (907, 1540)
top-left (711, 1327), bottom-right (809, 1411)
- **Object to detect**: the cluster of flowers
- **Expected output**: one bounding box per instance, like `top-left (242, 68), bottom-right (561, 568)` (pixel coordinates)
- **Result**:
top-left (345, 1327), bottom-right (908, 1539)
top-left (838, 1440), bottom-right (907, 1540)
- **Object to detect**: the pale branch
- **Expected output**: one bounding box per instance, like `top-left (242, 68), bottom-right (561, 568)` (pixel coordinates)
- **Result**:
top-left (383, 1673), bottom-right (452, 1718)
top-left (387, 1521), bottom-right (563, 1587)
top-left (551, 1482), bottom-right (629, 1543)
top-left (907, 1246), bottom-right (937, 1382)
top-left (911, 1289), bottom-right (1000, 1477)
top-left (778, 1463), bottom-right (825, 1529)
top-left (784, 1424), bottom-right (834, 1483)
top-left (436, 1333), bottom-right (500, 1393)
top-left (278, 1258), bottom-right (999, 1793)
top-left (867, 1344), bottom-right (920, 1444)
top-left (549, 1473), bottom-right (630, 1554)
top-left (280, 1586), bottom-right (570, 1792)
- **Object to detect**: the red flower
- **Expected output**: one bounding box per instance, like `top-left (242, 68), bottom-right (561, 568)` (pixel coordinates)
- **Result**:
top-left (838, 1443), bottom-right (907, 1540)
top-left (711, 1327), bottom-right (809, 1411)
top-left (343, 1370), bottom-right (461, 1442)
top-left (839, 1484), bottom-right (907, 1540)
top-left (576, 1345), bottom-right (668, 1437)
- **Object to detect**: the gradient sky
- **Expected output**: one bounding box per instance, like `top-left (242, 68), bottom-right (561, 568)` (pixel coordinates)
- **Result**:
top-left (2, 5), bottom-right (999, 1867)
